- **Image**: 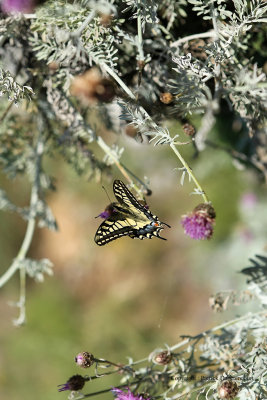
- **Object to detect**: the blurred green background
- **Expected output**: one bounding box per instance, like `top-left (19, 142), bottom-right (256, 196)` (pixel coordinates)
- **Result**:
top-left (0, 123), bottom-right (267, 400)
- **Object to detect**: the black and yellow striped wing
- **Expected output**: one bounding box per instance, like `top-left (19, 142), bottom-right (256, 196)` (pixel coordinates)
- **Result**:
top-left (94, 180), bottom-right (169, 246)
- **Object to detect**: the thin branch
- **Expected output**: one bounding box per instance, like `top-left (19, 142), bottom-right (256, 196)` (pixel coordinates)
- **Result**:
top-left (137, 0), bottom-right (145, 63)
top-left (0, 135), bottom-right (43, 325)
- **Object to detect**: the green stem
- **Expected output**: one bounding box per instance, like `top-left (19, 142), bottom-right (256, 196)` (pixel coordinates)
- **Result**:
top-left (100, 62), bottom-right (136, 101)
top-left (170, 142), bottom-right (209, 203)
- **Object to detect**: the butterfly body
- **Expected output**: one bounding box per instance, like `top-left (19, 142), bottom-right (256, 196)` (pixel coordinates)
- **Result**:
top-left (94, 180), bottom-right (170, 246)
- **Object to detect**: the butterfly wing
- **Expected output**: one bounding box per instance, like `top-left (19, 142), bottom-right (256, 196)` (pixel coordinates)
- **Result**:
top-left (94, 180), bottom-right (169, 246)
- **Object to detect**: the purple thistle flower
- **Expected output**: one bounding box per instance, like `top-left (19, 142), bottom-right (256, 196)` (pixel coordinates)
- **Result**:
top-left (112, 388), bottom-right (150, 400)
top-left (58, 375), bottom-right (85, 392)
top-left (181, 203), bottom-right (216, 240)
top-left (1, 0), bottom-right (35, 13)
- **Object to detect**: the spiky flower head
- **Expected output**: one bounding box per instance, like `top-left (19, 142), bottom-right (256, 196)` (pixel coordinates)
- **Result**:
top-left (112, 388), bottom-right (150, 400)
top-left (218, 380), bottom-right (239, 399)
top-left (181, 203), bottom-right (216, 240)
top-left (75, 352), bottom-right (95, 368)
top-left (58, 375), bottom-right (86, 392)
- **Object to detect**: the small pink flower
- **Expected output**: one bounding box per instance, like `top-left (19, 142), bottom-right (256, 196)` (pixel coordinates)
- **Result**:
top-left (240, 193), bottom-right (257, 209)
top-left (181, 203), bottom-right (216, 240)
top-left (112, 388), bottom-right (150, 400)
top-left (1, 0), bottom-right (34, 13)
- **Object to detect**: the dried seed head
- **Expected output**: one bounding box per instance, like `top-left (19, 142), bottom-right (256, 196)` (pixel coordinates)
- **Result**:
top-left (209, 294), bottom-right (226, 312)
top-left (75, 352), bottom-right (95, 368)
top-left (153, 351), bottom-right (172, 365)
top-left (182, 123), bottom-right (196, 137)
top-left (160, 92), bottom-right (174, 104)
top-left (58, 374), bottom-right (86, 392)
top-left (218, 380), bottom-right (239, 399)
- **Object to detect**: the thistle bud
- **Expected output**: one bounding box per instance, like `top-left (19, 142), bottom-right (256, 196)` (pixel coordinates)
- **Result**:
top-left (75, 351), bottom-right (95, 368)
top-left (182, 123), bottom-right (196, 137)
top-left (218, 380), bottom-right (239, 399)
top-left (58, 375), bottom-right (86, 392)
top-left (153, 351), bottom-right (172, 365)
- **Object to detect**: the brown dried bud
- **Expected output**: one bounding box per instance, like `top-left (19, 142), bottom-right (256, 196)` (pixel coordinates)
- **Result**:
top-left (153, 351), bottom-right (172, 365)
top-left (182, 123), bottom-right (196, 137)
top-left (70, 68), bottom-right (115, 104)
top-left (160, 92), bottom-right (174, 104)
top-left (188, 39), bottom-right (207, 60)
top-left (218, 380), bottom-right (239, 399)
top-left (75, 352), bottom-right (95, 368)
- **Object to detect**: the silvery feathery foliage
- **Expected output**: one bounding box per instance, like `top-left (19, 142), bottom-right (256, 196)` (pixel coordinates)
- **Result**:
top-left (20, 258), bottom-right (53, 282)
top-left (0, 68), bottom-right (34, 104)
top-left (60, 254), bottom-right (267, 400)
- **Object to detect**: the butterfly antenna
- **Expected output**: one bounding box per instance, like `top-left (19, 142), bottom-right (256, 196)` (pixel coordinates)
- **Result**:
top-left (162, 222), bottom-right (171, 228)
top-left (102, 185), bottom-right (112, 203)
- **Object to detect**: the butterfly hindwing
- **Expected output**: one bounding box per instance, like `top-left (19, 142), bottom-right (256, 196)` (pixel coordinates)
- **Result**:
top-left (94, 216), bottom-right (136, 246)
